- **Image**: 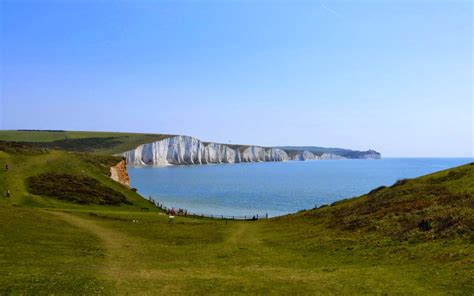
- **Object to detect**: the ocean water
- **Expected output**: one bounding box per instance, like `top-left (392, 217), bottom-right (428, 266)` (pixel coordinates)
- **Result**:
top-left (127, 158), bottom-right (472, 217)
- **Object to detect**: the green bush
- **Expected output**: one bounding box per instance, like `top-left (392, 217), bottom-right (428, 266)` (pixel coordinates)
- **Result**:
top-left (28, 137), bottom-right (123, 152)
top-left (0, 141), bottom-right (46, 154)
top-left (26, 173), bottom-right (131, 205)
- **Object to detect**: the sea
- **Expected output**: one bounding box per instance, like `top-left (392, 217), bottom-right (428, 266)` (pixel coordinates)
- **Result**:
top-left (127, 158), bottom-right (473, 217)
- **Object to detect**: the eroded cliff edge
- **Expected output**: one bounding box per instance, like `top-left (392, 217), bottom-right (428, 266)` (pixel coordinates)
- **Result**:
top-left (110, 159), bottom-right (130, 186)
top-left (118, 135), bottom-right (381, 166)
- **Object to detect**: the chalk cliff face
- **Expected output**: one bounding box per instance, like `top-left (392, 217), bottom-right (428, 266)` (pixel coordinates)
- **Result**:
top-left (120, 135), bottom-right (289, 166)
top-left (291, 151), bottom-right (318, 161)
top-left (290, 150), bottom-right (346, 161)
top-left (359, 150), bottom-right (381, 159)
top-left (320, 153), bottom-right (346, 160)
top-left (119, 135), bottom-right (381, 166)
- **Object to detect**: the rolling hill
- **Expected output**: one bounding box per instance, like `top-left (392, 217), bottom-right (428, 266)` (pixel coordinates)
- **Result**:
top-left (0, 136), bottom-right (472, 293)
top-left (0, 130), bottom-right (173, 155)
top-left (0, 141), bottom-right (155, 210)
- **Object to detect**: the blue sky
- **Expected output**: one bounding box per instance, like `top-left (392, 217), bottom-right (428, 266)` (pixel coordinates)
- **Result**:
top-left (1, 0), bottom-right (472, 157)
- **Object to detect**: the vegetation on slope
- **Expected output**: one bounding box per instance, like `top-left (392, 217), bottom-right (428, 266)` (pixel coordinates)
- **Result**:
top-left (0, 130), bottom-right (173, 155)
top-left (0, 143), bottom-right (155, 210)
top-left (296, 162), bottom-right (473, 242)
top-left (0, 140), bottom-right (47, 154)
top-left (28, 137), bottom-right (124, 152)
top-left (27, 173), bottom-right (131, 205)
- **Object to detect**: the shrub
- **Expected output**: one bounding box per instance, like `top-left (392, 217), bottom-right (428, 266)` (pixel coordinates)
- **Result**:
top-left (368, 185), bottom-right (386, 195)
top-left (428, 170), bottom-right (468, 184)
top-left (392, 179), bottom-right (409, 187)
top-left (28, 137), bottom-right (123, 152)
top-left (0, 141), bottom-right (46, 154)
top-left (418, 219), bottom-right (431, 232)
top-left (27, 173), bottom-right (131, 205)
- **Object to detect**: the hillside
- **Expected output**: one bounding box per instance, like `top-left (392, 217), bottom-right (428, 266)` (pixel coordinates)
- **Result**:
top-left (0, 139), bottom-right (472, 294)
top-left (0, 130), bottom-right (381, 159)
top-left (0, 141), bottom-right (156, 210)
top-left (269, 162), bottom-right (473, 242)
top-left (0, 130), bottom-right (173, 155)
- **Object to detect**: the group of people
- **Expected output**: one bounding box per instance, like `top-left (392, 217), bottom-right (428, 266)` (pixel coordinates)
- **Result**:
top-left (148, 196), bottom-right (189, 217)
top-left (147, 196), bottom-right (268, 220)
top-left (167, 207), bottom-right (188, 216)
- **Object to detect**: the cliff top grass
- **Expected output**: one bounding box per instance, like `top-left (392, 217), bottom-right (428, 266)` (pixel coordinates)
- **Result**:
top-left (0, 130), bottom-right (174, 155)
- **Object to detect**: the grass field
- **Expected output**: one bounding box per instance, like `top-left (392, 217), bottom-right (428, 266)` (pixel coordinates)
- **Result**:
top-left (0, 147), bottom-right (154, 210)
top-left (0, 130), bottom-right (173, 155)
top-left (0, 142), bottom-right (472, 294)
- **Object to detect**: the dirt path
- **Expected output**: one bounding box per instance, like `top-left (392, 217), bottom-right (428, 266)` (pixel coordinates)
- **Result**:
top-left (227, 222), bottom-right (262, 247)
top-left (48, 211), bottom-right (269, 293)
top-left (47, 211), bottom-right (157, 292)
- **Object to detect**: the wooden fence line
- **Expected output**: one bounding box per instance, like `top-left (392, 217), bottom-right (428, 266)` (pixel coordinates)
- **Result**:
top-left (187, 213), bottom-right (269, 220)
top-left (147, 197), bottom-right (269, 220)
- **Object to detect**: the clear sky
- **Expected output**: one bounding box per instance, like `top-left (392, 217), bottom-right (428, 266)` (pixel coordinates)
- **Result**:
top-left (1, 0), bottom-right (472, 157)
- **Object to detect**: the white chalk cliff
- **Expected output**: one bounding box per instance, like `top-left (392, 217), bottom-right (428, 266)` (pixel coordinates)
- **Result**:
top-left (358, 150), bottom-right (381, 159)
top-left (118, 135), bottom-right (380, 166)
top-left (290, 151), bottom-right (346, 161)
top-left (119, 135), bottom-right (289, 166)
top-left (290, 151), bottom-right (318, 161)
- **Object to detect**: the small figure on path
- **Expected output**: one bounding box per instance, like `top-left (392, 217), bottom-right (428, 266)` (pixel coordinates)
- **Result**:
top-left (5, 164), bottom-right (8, 171)
top-left (6, 190), bottom-right (10, 198)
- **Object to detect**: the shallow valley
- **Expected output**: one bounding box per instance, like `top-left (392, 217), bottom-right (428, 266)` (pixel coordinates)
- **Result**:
top-left (0, 133), bottom-right (472, 294)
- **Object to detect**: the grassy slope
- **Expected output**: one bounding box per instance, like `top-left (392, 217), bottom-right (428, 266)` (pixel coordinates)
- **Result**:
top-left (0, 148), bottom-right (155, 211)
top-left (0, 141), bottom-right (472, 294)
top-left (0, 130), bottom-right (173, 155)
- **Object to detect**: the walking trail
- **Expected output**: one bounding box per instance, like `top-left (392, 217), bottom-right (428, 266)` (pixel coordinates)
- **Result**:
top-left (47, 211), bottom-right (163, 292)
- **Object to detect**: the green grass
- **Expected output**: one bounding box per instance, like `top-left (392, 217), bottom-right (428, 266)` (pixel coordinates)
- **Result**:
top-left (3, 198), bottom-right (470, 294)
top-left (0, 147), bottom-right (155, 211)
top-left (0, 130), bottom-right (173, 155)
top-left (299, 164), bottom-right (474, 242)
top-left (0, 142), bottom-right (472, 294)
top-left (0, 205), bottom-right (111, 294)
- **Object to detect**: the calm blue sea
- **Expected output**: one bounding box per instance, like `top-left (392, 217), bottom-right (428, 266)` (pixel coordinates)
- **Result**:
top-left (127, 158), bottom-right (473, 217)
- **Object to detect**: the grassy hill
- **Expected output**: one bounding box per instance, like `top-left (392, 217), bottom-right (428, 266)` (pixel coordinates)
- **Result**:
top-left (0, 139), bottom-right (472, 293)
top-left (0, 142), bottom-right (155, 210)
top-left (0, 130), bottom-right (173, 155)
top-left (284, 163), bottom-right (473, 242)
